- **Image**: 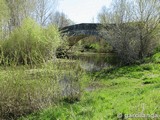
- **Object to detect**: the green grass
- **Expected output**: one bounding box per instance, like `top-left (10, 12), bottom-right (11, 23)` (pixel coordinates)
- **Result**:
top-left (18, 54), bottom-right (160, 120)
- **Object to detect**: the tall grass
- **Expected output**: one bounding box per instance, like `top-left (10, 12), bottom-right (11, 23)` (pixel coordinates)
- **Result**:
top-left (0, 59), bottom-right (83, 120)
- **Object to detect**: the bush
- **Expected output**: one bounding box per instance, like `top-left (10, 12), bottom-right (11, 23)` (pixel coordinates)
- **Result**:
top-left (0, 18), bottom-right (61, 65)
top-left (0, 69), bottom-right (59, 119)
top-left (152, 53), bottom-right (160, 63)
top-left (0, 60), bottom-right (83, 120)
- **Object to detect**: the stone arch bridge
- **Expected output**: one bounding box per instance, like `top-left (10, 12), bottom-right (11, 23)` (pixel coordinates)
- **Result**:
top-left (60, 23), bottom-right (106, 46)
top-left (57, 23), bottom-right (114, 57)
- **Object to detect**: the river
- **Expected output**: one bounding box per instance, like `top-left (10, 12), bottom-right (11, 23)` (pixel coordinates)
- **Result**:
top-left (68, 52), bottom-right (118, 72)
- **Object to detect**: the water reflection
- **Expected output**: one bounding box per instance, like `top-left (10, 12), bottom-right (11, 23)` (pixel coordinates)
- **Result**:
top-left (68, 53), bottom-right (118, 72)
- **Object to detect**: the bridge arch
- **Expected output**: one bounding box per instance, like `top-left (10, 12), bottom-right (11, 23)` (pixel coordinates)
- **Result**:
top-left (57, 23), bottom-right (114, 57)
top-left (60, 23), bottom-right (107, 46)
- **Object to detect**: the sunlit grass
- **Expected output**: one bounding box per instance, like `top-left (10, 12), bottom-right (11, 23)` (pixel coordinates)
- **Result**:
top-left (19, 53), bottom-right (160, 120)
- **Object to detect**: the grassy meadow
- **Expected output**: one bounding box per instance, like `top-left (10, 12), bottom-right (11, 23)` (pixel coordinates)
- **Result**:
top-left (0, 52), bottom-right (160, 119)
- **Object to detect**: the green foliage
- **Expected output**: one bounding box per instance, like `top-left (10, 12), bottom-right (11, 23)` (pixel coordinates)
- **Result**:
top-left (152, 52), bottom-right (160, 63)
top-left (142, 77), bottom-right (160, 84)
top-left (90, 43), bottom-right (100, 51)
top-left (70, 37), bottom-right (113, 53)
top-left (21, 80), bottom-right (160, 120)
top-left (141, 63), bottom-right (154, 71)
top-left (0, 18), bottom-right (61, 65)
top-left (0, 59), bottom-right (82, 120)
top-left (0, 68), bottom-right (56, 119)
top-left (20, 55), bottom-right (160, 120)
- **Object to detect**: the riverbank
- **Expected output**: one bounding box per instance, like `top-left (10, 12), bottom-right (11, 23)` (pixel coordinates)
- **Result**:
top-left (19, 53), bottom-right (160, 120)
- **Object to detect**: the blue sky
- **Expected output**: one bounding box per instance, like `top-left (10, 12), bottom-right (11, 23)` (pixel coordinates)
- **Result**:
top-left (57, 0), bottom-right (112, 23)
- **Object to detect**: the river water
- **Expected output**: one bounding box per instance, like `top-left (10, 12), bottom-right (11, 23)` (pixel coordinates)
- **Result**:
top-left (58, 53), bottom-right (118, 97)
top-left (68, 53), bottom-right (118, 72)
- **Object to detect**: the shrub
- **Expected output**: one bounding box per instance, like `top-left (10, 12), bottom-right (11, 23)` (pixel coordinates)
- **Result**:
top-left (152, 53), bottom-right (160, 63)
top-left (0, 69), bottom-right (59, 119)
top-left (0, 70), bottom-right (81, 119)
top-left (0, 18), bottom-right (61, 65)
top-left (0, 59), bottom-right (83, 119)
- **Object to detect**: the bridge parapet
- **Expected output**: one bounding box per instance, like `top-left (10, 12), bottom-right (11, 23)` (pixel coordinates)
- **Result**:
top-left (60, 23), bottom-right (102, 31)
top-left (60, 23), bottom-right (104, 38)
